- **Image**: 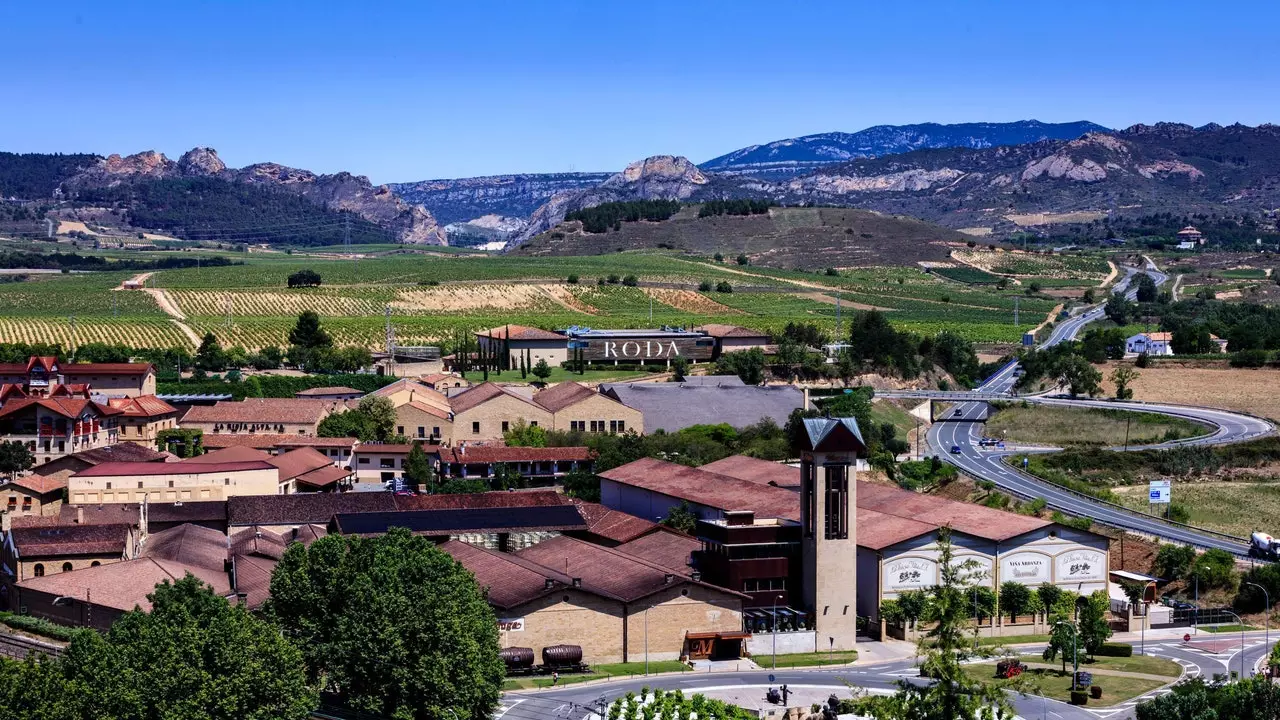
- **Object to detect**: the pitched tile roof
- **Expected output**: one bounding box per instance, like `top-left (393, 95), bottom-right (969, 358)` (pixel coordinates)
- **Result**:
top-left (695, 324), bottom-right (769, 339)
top-left (10, 523), bottom-right (131, 557)
top-left (0, 397), bottom-right (123, 420)
top-left (231, 552), bottom-right (279, 609)
top-left (11, 501), bottom-right (226, 529)
top-left (56, 443), bottom-right (169, 465)
top-left (477, 324), bottom-right (566, 341)
top-left (449, 382), bottom-right (546, 415)
top-left (184, 446), bottom-right (272, 464)
top-left (230, 526), bottom-right (289, 560)
top-left (3, 474), bottom-right (67, 495)
top-left (106, 395), bottom-right (178, 417)
top-left (439, 539), bottom-right (569, 610)
top-left (295, 386), bottom-right (362, 396)
top-left (701, 455), bottom-right (801, 488)
top-left (854, 482), bottom-right (1051, 548)
top-left (180, 398), bottom-right (336, 425)
top-left (600, 457), bottom-right (801, 521)
top-left (332, 505), bottom-right (588, 537)
top-left (598, 384), bottom-right (803, 433)
top-left (440, 446), bottom-right (594, 464)
top-left (140, 523), bottom-right (229, 571)
top-left (615, 530), bottom-right (700, 572)
top-left (531, 382), bottom-right (598, 413)
top-left (266, 447), bottom-right (332, 481)
top-left (73, 459), bottom-right (274, 477)
top-left (201, 434), bottom-right (357, 450)
top-left (571, 500), bottom-right (658, 543)
top-left (226, 492), bottom-right (397, 526)
top-left (17, 557), bottom-right (229, 612)
top-left (405, 400), bottom-right (451, 420)
top-left (351, 443), bottom-right (424, 455)
top-left (392, 489), bottom-right (570, 512)
top-left (293, 464), bottom-right (352, 489)
top-left (59, 362), bottom-right (154, 376)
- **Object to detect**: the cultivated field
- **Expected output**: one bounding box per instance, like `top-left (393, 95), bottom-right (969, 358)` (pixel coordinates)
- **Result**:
top-left (1113, 482), bottom-right (1280, 538)
top-left (986, 404), bottom-right (1209, 447)
top-left (1100, 363), bottom-right (1280, 422)
top-left (951, 248), bottom-right (1111, 280)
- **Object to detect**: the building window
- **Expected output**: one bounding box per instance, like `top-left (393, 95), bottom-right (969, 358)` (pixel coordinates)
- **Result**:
top-left (380, 458), bottom-right (395, 469)
top-left (501, 421), bottom-right (509, 433)
top-left (90, 561), bottom-right (100, 567)
top-left (432, 426), bottom-right (440, 437)
top-left (105, 482), bottom-right (112, 490)
top-left (21, 497), bottom-right (31, 510)
top-left (137, 482), bottom-right (144, 489)
top-left (824, 465), bottom-right (849, 540)
top-left (33, 564), bottom-right (44, 577)
top-left (472, 422), bottom-right (480, 434)
top-left (224, 478), bottom-right (230, 485)
top-left (168, 480), bottom-right (175, 488)
top-left (5, 497), bottom-right (15, 512)
top-left (743, 578), bottom-right (785, 592)
top-left (570, 421), bottom-right (582, 432)
top-left (381, 471), bottom-right (395, 482)
top-left (417, 427), bottom-right (425, 438)
top-left (610, 420), bottom-right (625, 433)
top-left (801, 462), bottom-right (816, 539)
top-left (397, 426), bottom-right (404, 436)
top-left (358, 457), bottom-right (370, 465)
top-left (62, 562), bottom-right (73, 573)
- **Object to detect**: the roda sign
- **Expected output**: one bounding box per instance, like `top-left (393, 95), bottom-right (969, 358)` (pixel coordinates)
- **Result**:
top-left (580, 337), bottom-right (713, 361)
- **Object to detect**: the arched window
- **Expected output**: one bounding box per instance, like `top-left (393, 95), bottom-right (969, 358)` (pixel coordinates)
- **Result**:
top-left (62, 562), bottom-right (74, 573)
top-left (90, 561), bottom-right (101, 567)
top-left (32, 564), bottom-right (44, 577)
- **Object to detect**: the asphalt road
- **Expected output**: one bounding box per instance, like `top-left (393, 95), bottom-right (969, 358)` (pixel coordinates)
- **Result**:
top-left (921, 263), bottom-right (1273, 555)
top-left (505, 634), bottom-right (1278, 720)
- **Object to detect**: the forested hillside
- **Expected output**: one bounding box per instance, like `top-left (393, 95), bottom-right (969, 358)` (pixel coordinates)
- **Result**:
top-left (0, 152), bottom-right (99, 198)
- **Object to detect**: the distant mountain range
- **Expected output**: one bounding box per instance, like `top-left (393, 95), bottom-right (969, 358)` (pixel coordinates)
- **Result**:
top-left (391, 172), bottom-right (611, 226)
top-left (699, 120), bottom-right (1111, 178)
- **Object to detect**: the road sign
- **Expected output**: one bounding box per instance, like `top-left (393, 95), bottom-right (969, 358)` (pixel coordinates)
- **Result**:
top-left (1149, 480), bottom-right (1172, 504)
top-left (1184, 633), bottom-right (1191, 643)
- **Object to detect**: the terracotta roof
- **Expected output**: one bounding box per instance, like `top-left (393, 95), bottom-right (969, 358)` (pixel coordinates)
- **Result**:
top-left (615, 530), bottom-right (700, 572)
top-left (10, 523), bottom-right (130, 557)
top-left (50, 384), bottom-right (90, 398)
top-left (332, 505), bottom-right (588, 536)
top-left (295, 386), bottom-right (362, 396)
top-left (695, 324), bottom-right (769, 339)
top-left (352, 443), bottom-right (423, 455)
top-left (439, 539), bottom-right (569, 610)
top-left (449, 382), bottom-right (546, 415)
top-left (201, 434), bottom-right (357, 450)
top-left (1137, 332), bottom-right (1173, 342)
top-left (292, 523), bottom-right (329, 545)
top-left (600, 457), bottom-right (801, 521)
top-left (106, 395), bottom-right (178, 417)
top-left (266, 447), bottom-right (332, 481)
top-left (226, 492), bottom-right (397, 526)
top-left (420, 373), bottom-right (467, 385)
top-left (0, 397), bottom-right (122, 420)
top-left (517, 535), bottom-right (743, 602)
top-left (405, 400), bottom-right (451, 420)
top-left (571, 500), bottom-right (658, 543)
top-left (60, 362), bottom-right (154, 376)
top-left (370, 379), bottom-right (452, 408)
top-left (531, 382), bottom-right (597, 413)
top-left (230, 526), bottom-right (289, 560)
top-left (855, 482), bottom-right (1051, 548)
top-left (231, 552), bottom-right (279, 609)
top-left (11, 501), bottom-right (225, 529)
top-left (184, 446), bottom-right (272, 464)
top-left (3, 474), bottom-right (66, 495)
top-left (392, 489), bottom-right (570, 512)
top-left (0, 384), bottom-right (28, 400)
top-left (701, 455), bottom-right (801, 488)
top-left (140, 523), bottom-right (229, 571)
top-left (294, 465), bottom-right (351, 489)
top-left (74, 459), bottom-right (274, 477)
top-left (476, 324), bottom-right (566, 341)
top-left (180, 398), bottom-right (335, 425)
top-left (46, 443), bottom-right (168, 466)
top-left (16, 557), bottom-right (229, 612)
top-left (440, 446), bottom-right (593, 464)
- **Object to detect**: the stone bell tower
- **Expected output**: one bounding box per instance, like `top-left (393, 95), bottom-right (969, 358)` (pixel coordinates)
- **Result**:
top-left (799, 417), bottom-right (864, 651)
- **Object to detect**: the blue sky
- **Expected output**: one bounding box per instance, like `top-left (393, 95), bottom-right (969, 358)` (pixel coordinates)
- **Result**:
top-left (2, 1), bottom-right (1277, 183)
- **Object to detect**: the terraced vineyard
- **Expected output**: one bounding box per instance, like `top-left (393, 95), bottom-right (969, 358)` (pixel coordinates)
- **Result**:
top-left (951, 248), bottom-right (1111, 279)
top-left (0, 317), bottom-right (190, 348)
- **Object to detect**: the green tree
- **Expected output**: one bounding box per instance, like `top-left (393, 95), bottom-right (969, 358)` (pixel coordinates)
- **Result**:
top-left (0, 440), bottom-right (34, 480)
top-left (194, 331), bottom-right (227, 371)
top-left (715, 348), bottom-right (766, 385)
top-left (1111, 365), bottom-right (1139, 399)
top-left (1172, 327), bottom-right (1215, 355)
top-left (317, 395), bottom-right (397, 442)
top-left (265, 528), bottom-right (504, 720)
top-left (1154, 544), bottom-right (1196, 580)
top-left (661, 501), bottom-right (698, 533)
top-left (504, 419), bottom-right (548, 447)
top-left (1134, 272), bottom-right (1158, 302)
top-left (1104, 292), bottom-right (1134, 325)
top-left (403, 442), bottom-right (435, 490)
top-left (437, 477), bottom-right (490, 494)
top-left (1188, 548), bottom-right (1238, 591)
top-left (1077, 590), bottom-right (1113, 658)
top-left (530, 358), bottom-right (552, 382)
top-left (670, 356), bottom-right (690, 381)
top-left (287, 269), bottom-right (322, 288)
top-left (288, 310), bottom-right (332, 349)
top-left (562, 469), bottom-right (601, 502)
top-left (1041, 590), bottom-right (1080, 672)
top-left (1082, 288), bottom-right (1096, 303)
top-left (1057, 355), bottom-right (1102, 397)
top-left (999, 581), bottom-right (1032, 622)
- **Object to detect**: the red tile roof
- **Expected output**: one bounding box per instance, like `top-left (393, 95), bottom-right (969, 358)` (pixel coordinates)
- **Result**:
top-left (200, 434), bottom-right (357, 450)
top-left (571, 500), bottom-right (658, 543)
top-left (265, 447), bottom-right (332, 481)
top-left (352, 443), bottom-right (425, 455)
top-left (440, 446), bottom-right (593, 464)
top-left (0, 397), bottom-right (123, 420)
top-left (600, 457), bottom-right (801, 521)
top-left (74, 460), bottom-right (274, 477)
top-left (439, 539), bottom-right (569, 610)
top-left (184, 446), bottom-right (272, 464)
top-left (855, 482), bottom-right (1051, 548)
top-left (230, 526), bottom-right (289, 560)
top-left (140, 523), bottom-right (229, 571)
top-left (615, 530), bottom-right (700, 572)
top-left (226, 492), bottom-right (397, 526)
top-left (3, 474), bottom-right (66, 495)
top-left (449, 382), bottom-right (545, 415)
top-left (231, 552), bottom-right (279, 609)
top-left (477, 324), bottom-right (566, 341)
top-left (107, 395), bottom-right (178, 417)
top-left (10, 523), bottom-right (131, 557)
top-left (405, 400), bottom-right (451, 420)
top-left (701, 455), bottom-right (801, 488)
top-left (17, 557), bottom-right (228, 612)
top-left (295, 386), bottom-right (362, 396)
top-left (60, 362), bottom-right (154, 376)
top-left (181, 398), bottom-right (336, 425)
top-left (531, 382), bottom-right (598, 413)
top-left (392, 489), bottom-right (570, 512)
top-left (294, 465), bottom-right (352, 489)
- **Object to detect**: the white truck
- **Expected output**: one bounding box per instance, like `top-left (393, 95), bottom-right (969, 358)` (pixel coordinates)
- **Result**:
top-left (1250, 532), bottom-right (1279, 561)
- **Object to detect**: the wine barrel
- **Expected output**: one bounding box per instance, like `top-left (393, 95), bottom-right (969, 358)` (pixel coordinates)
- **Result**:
top-left (541, 644), bottom-right (583, 666)
top-left (500, 647), bottom-right (535, 670)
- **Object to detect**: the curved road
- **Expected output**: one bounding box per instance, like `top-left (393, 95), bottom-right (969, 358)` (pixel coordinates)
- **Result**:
top-left (918, 263), bottom-right (1273, 555)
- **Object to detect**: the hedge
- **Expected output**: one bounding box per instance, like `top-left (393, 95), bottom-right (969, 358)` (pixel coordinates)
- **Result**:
top-left (0, 611), bottom-right (76, 642)
top-left (1094, 642), bottom-right (1133, 658)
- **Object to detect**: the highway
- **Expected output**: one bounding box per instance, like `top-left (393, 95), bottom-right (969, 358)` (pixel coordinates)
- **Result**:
top-left (922, 262), bottom-right (1273, 555)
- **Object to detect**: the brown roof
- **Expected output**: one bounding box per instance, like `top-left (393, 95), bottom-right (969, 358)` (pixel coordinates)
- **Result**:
top-left (184, 446), bottom-right (272, 464)
top-left (59, 362), bottom-right (154, 376)
top-left (696, 324), bottom-right (769, 339)
top-left (405, 400), bottom-right (452, 420)
top-left (352, 443), bottom-right (426, 456)
top-left (226, 492), bottom-right (397, 526)
top-left (107, 395), bottom-right (178, 418)
top-left (231, 552), bottom-right (279, 609)
top-left (11, 501), bottom-right (226, 529)
top-left (440, 446), bottom-right (593, 464)
top-left (201, 434), bottom-right (358, 450)
top-left (10, 523), bottom-right (130, 557)
top-left (532, 382), bottom-right (598, 413)
top-left (49, 443), bottom-right (169, 466)
top-left (230, 526), bottom-right (288, 560)
top-left (294, 465), bottom-right (352, 489)
top-left (140, 523), bottom-right (229, 571)
top-left (74, 459), bottom-right (274, 477)
top-left (600, 457), bottom-right (801, 521)
top-left (615, 530), bottom-right (700, 572)
top-left (266, 447), bottom-right (332, 481)
top-left (572, 500), bottom-right (658, 543)
top-left (180, 398), bottom-right (336, 425)
top-left (392, 489), bottom-right (570, 512)
top-left (420, 373), bottom-right (467, 385)
top-left (476, 324), bottom-right (566, 341)
top-left (449, 382), bottom-right (545, 415)
top-left (517, 535), bottom-right (743, 602)
top-left (17, 557), bottom-right (229, 612)
top-left (701, 455), bottom-right (801, 489)
top-left (0, 397), bottom-right (122, 420)
top-left (3, 474), bottom-right (66, 495)
top-left (439, 539), bottom-right (569, 610)
top-left (855, 482), bottom-right (1051, 549)
top-left (295, 386), bottom-right (362, 396)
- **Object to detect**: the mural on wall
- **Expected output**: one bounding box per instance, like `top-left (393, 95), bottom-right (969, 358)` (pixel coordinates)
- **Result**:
top-left (1000, 552), bottom-right (1052, 584)
top-left (884, 557), bottom-right (937, 592)
top-left (949, 554), bottom-right (994, 586)
top-left (1054, 549), bottom-right (1106, 583)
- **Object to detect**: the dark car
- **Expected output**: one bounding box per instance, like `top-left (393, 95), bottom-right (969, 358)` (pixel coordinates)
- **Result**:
top-left (950, 445), bottom-right (962, 454)
top-left (952, 408), bottom-right (964, 417)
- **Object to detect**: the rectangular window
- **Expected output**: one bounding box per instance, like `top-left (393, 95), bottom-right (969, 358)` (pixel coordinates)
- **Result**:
top-left (200, 489), bottom-right (210, 499)
top-left (380, 458), bottom-right (395, 469)
top-left (824, 465), bottom-right (849, 540)
top-left (20, 497), bottom-right (31, 509)
top-left (105, 481), bottom-right (112, 490)
top-left (472, 421), bottom-right (480, 434)
top-left (801, 462), bottom-right (816, 539)
top-left (417, 427), bottom-right (425, 438)
top-left (501, 421), bottom-right (509, 433)
top-left (397, 426), bottom-right (404, 436)
top-left (358, 457), bottom-right (370, 465)
top-left (380, 471), bottom-right (395, 482)
top-left (432, 426), bottom-right (440, 437)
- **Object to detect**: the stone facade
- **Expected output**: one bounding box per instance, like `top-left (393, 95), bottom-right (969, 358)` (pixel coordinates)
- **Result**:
top-left (550, 392), bottom-right (644, 434)
top-left (453, 393), bottom-right (552, 442)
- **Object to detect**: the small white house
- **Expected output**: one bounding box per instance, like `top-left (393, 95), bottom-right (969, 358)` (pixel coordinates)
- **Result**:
top-left (1126, 332), bottom-right (1174, 356)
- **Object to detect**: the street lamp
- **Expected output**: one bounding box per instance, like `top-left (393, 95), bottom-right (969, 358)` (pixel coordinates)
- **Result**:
top-left (1245, 581), bottom-right (1271, 655)
top-left (1216, 609), bottom-right (1247, 679)
top-left (1194, 564), bottom-right (1210, 635)
top-left (1053, 620), bottom-right (1080, 692)
top-left (772, 594), bottom-right (784, 670)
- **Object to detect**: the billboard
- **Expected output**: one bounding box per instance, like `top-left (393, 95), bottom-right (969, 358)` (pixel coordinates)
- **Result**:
top-left (578, 336), bottom-right (714, 361)
top-left (1148, 480), bottom-right (1171, 505)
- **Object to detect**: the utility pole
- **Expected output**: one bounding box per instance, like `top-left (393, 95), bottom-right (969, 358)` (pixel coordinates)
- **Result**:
top-left (384, 305), bottom-right (396, 376)
top-left (1013, 296), bottom-right (1020, 327)
top-left (648, 293), bottom-right (653, 324)
top-left (344, 214), bottom-right (351, 255)
top-left (835, 290), bottom-right (842, 336)
top-left (45, 218), bottom-right (54, 238)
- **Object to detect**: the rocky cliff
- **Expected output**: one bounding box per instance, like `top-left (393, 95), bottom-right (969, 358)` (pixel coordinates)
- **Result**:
top-left (65, 147), bottom-right (445, 244)
top-left (391, 171), bottom-right (611, 225)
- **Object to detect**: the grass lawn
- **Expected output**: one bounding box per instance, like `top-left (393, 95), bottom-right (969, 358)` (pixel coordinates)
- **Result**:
top-left (459, 367), bottom-right (654, 384)
top-left (985, 404), bottom-right (1209, 447)
top-left (1199, 624), bottom-right (1261, 634)
top-left (1016, 654), bottom-right (1181, 677)
top-left (501, 661), bottom-right (690, 690)
top-left (1113, 483), bottom-right (1280, 539)
top-left (961, 665), bottom-right (1169, 706)
top-left (758, 650), bottom-right (859, 668)
top-left (978, 634), bottom-right (1049, 647)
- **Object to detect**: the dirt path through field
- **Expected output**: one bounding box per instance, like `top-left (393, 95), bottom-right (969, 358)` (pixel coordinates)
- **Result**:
top-left (798, 291), bottom-right (892, 311)
top-left (133, 280), bottom-right (202, 346)
top-left (114, 272), bottom-right (154, 290)
top-left (536, 284), bottom-right (597, 314)
top-left (1099, 261), bottom-right (1118, 288)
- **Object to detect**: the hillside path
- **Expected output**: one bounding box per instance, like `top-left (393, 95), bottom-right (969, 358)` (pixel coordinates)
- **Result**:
top-left (135, 281), bottom-right (202, 347)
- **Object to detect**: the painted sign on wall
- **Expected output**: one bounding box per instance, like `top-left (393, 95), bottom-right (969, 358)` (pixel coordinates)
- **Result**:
top-left (884, 557), bottom-right (937, 591)
top-left (950, 554), bottom-right (994, 586)
top-left (1000, 552), bottom-right (1051, 584)
top-left (497, 617), bottom-right (525, 632)
top-left (1055, 549), bottom-right (1106, 582)
top-left (580, 337), bottom-right (714, 361)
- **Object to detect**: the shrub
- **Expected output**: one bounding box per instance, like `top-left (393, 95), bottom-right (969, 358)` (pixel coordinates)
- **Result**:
top-left (566, 274), bottom-right (579, 284)
top-left (698, 280), bottom-right (712, 291)
top-left (715, 281), bottom-right (733, 293)
top-left (825, 268), bottom-right (839, 276)
top-left (713, 253), bottom-right (724, 262)
top-left (621, 274), bottom-right (638, 287)
top-left (736, 254), bottom-right (749, 266)
top-left (1231, 349), bottom-right (1269, 368)
top-left (1094, 643), bottom-right (1133, 658)
top-left (607, 274), bottom-right (620, 284)
top-left (0, 611), bottom-right (75, 642)
top-left (1090, 686), bottom-right (1102, 699)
